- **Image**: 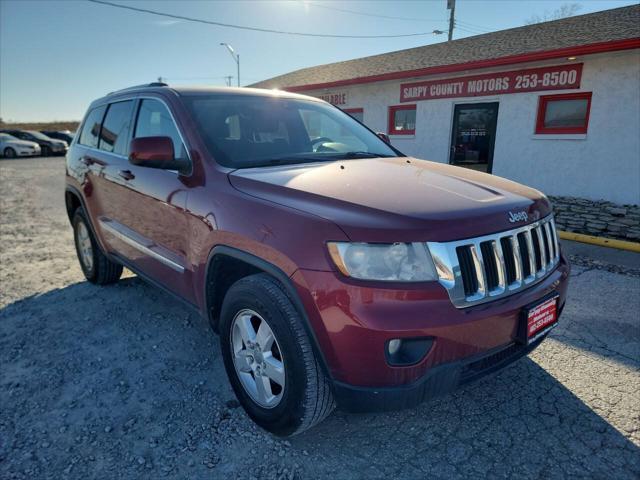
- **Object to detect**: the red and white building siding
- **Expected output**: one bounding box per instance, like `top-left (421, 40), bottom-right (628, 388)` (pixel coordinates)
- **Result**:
top-left (290, 41), bottom-right (640, 205)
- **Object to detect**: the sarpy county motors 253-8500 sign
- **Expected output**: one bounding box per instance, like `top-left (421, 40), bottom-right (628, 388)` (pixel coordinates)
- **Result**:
top-left (400, 63), bottom-right (583, 102)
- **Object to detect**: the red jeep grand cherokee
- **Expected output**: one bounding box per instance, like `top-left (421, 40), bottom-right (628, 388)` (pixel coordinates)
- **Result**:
top-left (65, 83), bottom-right (570, 436)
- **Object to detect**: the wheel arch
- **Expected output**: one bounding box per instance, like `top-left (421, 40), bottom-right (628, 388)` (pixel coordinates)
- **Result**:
top-left (204, 245), bottom-right (333, 381)
top-left (65, 187), bottom-right (82, 223)
top-left (65, 185), bottom-right (109, 255)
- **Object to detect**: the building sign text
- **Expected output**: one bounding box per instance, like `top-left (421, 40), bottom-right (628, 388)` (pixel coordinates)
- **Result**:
top-left (400, 63), bottom-right (583, 102)
top-left (316, 92), bottom-right (348, 105)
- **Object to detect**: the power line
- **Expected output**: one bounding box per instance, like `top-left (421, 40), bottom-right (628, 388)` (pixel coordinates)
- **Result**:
top-left (303, 1), bottom-right (495, 35)
top-left (455, 26), bottom-right (482, 36)
top-left (304, 1), bottom-right (447, 23)
top-left (305, 1), bottom-right (494, 37)
top-left (455, 24), bottom-right (493, 36)
top-left (455, 20), bottom-right (494, 33)
top-left (87, 0), bottom-right (444, 39)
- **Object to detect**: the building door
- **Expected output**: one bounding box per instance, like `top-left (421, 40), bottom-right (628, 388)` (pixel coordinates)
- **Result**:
top-left (449, 103), bottom-right (499, 173)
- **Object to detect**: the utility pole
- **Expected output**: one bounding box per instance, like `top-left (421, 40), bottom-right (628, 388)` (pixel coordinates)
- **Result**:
top-left (220, 43), bottom-right (240, 87)
top-left (447, 0), bottom-right (456, 41)
top-left (224, 75), bottom-right (233, 87)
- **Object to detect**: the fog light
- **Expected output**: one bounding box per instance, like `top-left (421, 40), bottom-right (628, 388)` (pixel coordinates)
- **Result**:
top-left (388, 339), bottom-right (402, 355)
top-left (385, 337), bottom-right (434, 366)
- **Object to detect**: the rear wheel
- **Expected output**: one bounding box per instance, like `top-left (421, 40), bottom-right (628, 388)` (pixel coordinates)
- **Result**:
top-left (41, 145), bottom-right (51, 156)
top-left (72, 207), bottom-right (123, 284)
top-left (219, 273), bottom-right (335, 437)
top-left (3, 147), bottom-right (16, 158)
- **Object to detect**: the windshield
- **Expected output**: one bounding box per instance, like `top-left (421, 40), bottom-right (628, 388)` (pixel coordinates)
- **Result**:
top-left (182, 94), bottom-right (399, 168)
top-left (0, 133), bottom-right (17, 140)
top-left (27, 130), bottom-right (52, 140)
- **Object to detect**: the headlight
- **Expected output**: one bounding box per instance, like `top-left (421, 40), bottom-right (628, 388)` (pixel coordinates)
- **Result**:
top-left (327, 242), bottom-right (438, 282)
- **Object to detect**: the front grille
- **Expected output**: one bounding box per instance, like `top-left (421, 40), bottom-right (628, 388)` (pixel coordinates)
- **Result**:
top-left (427, 215), bottom-right (560, 308)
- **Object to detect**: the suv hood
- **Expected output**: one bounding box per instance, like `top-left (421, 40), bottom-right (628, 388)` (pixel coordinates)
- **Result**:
top-left (228, 157), bottom-right (552, 242)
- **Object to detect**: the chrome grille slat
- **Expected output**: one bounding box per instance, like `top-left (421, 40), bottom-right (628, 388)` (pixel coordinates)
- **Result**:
top-left (524, 229), bottom-right (536, 281)
top-left (535, 226), bottom-right (547, 274)
top-left (468, 243), bottom-right (487, 300)
top-left (428, 215), bottom-right (561, 309)
top-left (491, 239), bottom-right (506, 295)
top-left (549, 221), bottom-right (560, 261)
top-left (544, 222), bottom-right (554, 262)
top-left (509, 235), bottom-right (523, 289)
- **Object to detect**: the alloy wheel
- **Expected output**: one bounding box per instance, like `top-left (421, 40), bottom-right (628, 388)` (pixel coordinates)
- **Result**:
top-left (231, 309), bottom-right (286, 408)
top-left (76, 222), bottom-right (94, 272)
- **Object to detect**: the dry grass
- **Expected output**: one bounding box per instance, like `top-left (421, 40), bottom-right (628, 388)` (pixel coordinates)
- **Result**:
top-left (0, 120), bottom-right (80, 132)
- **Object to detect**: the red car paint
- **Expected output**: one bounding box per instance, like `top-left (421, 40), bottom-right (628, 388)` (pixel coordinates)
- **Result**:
top-left (66, 85), bottom-right (569, 399)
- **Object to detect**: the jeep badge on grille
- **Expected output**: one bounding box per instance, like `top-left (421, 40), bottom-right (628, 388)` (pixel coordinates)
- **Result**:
top-left (508, 211), bottom-right (528, 223)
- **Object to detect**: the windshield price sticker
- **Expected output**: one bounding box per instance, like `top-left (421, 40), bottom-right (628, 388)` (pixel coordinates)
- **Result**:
top-left (400, 63), bottom-right (583, 102)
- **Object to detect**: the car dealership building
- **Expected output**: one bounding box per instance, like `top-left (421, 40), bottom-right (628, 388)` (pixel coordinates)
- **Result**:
top-left (253, 6), bottom-right (640, 239)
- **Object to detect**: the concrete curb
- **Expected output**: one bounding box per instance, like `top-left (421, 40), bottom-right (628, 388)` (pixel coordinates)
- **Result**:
top-left (558, 230), bottom-right (640, 253)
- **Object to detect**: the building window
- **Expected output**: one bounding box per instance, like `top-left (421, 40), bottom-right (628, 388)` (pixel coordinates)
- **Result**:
top-left (388, 105), bottom-right (416, 135)
top-left (535, 92), bottom-right (592, 134)
top-left (343, 108), bottom-right (364, 123)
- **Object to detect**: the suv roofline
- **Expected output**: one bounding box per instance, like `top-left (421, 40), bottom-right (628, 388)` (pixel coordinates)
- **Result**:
top-left (101, 83), bottom-right (328, 104)
top-left (106, 82), bottom-right (168, 97)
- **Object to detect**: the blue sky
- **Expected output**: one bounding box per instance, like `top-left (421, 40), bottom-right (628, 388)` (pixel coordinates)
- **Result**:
top-left (0, 0), bottom-right (636, 122)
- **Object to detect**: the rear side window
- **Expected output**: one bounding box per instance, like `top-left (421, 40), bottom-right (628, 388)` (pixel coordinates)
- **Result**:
top-left (99, 100), bottom-right (134, 155)
top-left (79, 106), bottom-right (106, 148)
top-left (134, 99), bottom-right (186, 159)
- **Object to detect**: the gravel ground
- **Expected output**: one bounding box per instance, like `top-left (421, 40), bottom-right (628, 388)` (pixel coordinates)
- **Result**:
top-left (1, 157), bottom-right (639, 479)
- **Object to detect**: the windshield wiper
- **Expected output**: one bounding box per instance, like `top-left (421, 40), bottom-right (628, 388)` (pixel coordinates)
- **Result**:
top-left (264, 156), bottom-right (323, 165)
top-left (340, 151), bottom-right (395, 158)
top-left (243, 152), bottom-right (393, 168)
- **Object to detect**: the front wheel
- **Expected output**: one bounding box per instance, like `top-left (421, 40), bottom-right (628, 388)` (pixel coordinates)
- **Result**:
top-left (219, 273), bottom-right (335, 437)
top-left (3, 147), bottom-right (16, 158)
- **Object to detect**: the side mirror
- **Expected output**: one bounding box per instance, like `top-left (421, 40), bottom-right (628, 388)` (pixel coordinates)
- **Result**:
top-left (129, 136), bottom-right (189, 173)
top-left (377, 132), bottom-right (391, 144)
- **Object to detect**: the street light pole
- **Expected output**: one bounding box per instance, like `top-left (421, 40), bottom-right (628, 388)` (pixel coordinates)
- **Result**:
top-left (220, 43), bottom-right (240, 87)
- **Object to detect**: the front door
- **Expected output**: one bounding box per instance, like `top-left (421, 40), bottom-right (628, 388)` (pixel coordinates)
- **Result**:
top-left (449, 103), bottom-right (499, 173)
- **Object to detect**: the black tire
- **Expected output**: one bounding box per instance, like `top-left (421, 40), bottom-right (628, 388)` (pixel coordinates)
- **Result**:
top-left (41, 145), bottom-right (51, 156)
top-left (3, 147), bottom-right (16, 158)
top-left (219, 273), bottom-right (335, 437)
top-left (72, 207), bottom-right (123, 285)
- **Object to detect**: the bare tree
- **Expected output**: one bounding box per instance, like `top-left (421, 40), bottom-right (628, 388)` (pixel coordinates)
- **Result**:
top-left (525, 3), bottom-right (582, 25)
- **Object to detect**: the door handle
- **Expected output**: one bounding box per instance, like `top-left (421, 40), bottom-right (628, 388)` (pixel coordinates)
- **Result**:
top-left (118, 169), bottom-right (135, 181)
top-left (79, 156), bottom-right (93, 166)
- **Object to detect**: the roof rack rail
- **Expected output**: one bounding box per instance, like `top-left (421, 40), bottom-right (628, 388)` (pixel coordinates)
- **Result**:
top-left (107, 82), bottom-right (168, 96)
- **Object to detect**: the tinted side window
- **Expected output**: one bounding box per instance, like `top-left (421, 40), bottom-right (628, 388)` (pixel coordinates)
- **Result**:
top-left (79, 106), bottom-right (106, 148)
top-left (134, 99), bottom-right (186, 159)
top-left (99, 100), bottom-right (134, 155)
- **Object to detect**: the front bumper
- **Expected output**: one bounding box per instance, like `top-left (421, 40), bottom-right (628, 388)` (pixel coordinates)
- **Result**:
top-left (332, 333), bottom-right (549, 412)
top-left (16, 148), bottom-right (40, 156)
top-left (291, 253), bottom-right (570, 405)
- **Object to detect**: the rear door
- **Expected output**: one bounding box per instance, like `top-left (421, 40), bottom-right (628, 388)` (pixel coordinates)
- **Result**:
top-left (89, 99), bottom-right (138, 255)
top-left (71, 104), bottom-right (109, 229)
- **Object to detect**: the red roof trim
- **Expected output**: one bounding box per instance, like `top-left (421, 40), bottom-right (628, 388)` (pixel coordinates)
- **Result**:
top-left (285, 38), bottom-right (640, 93)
